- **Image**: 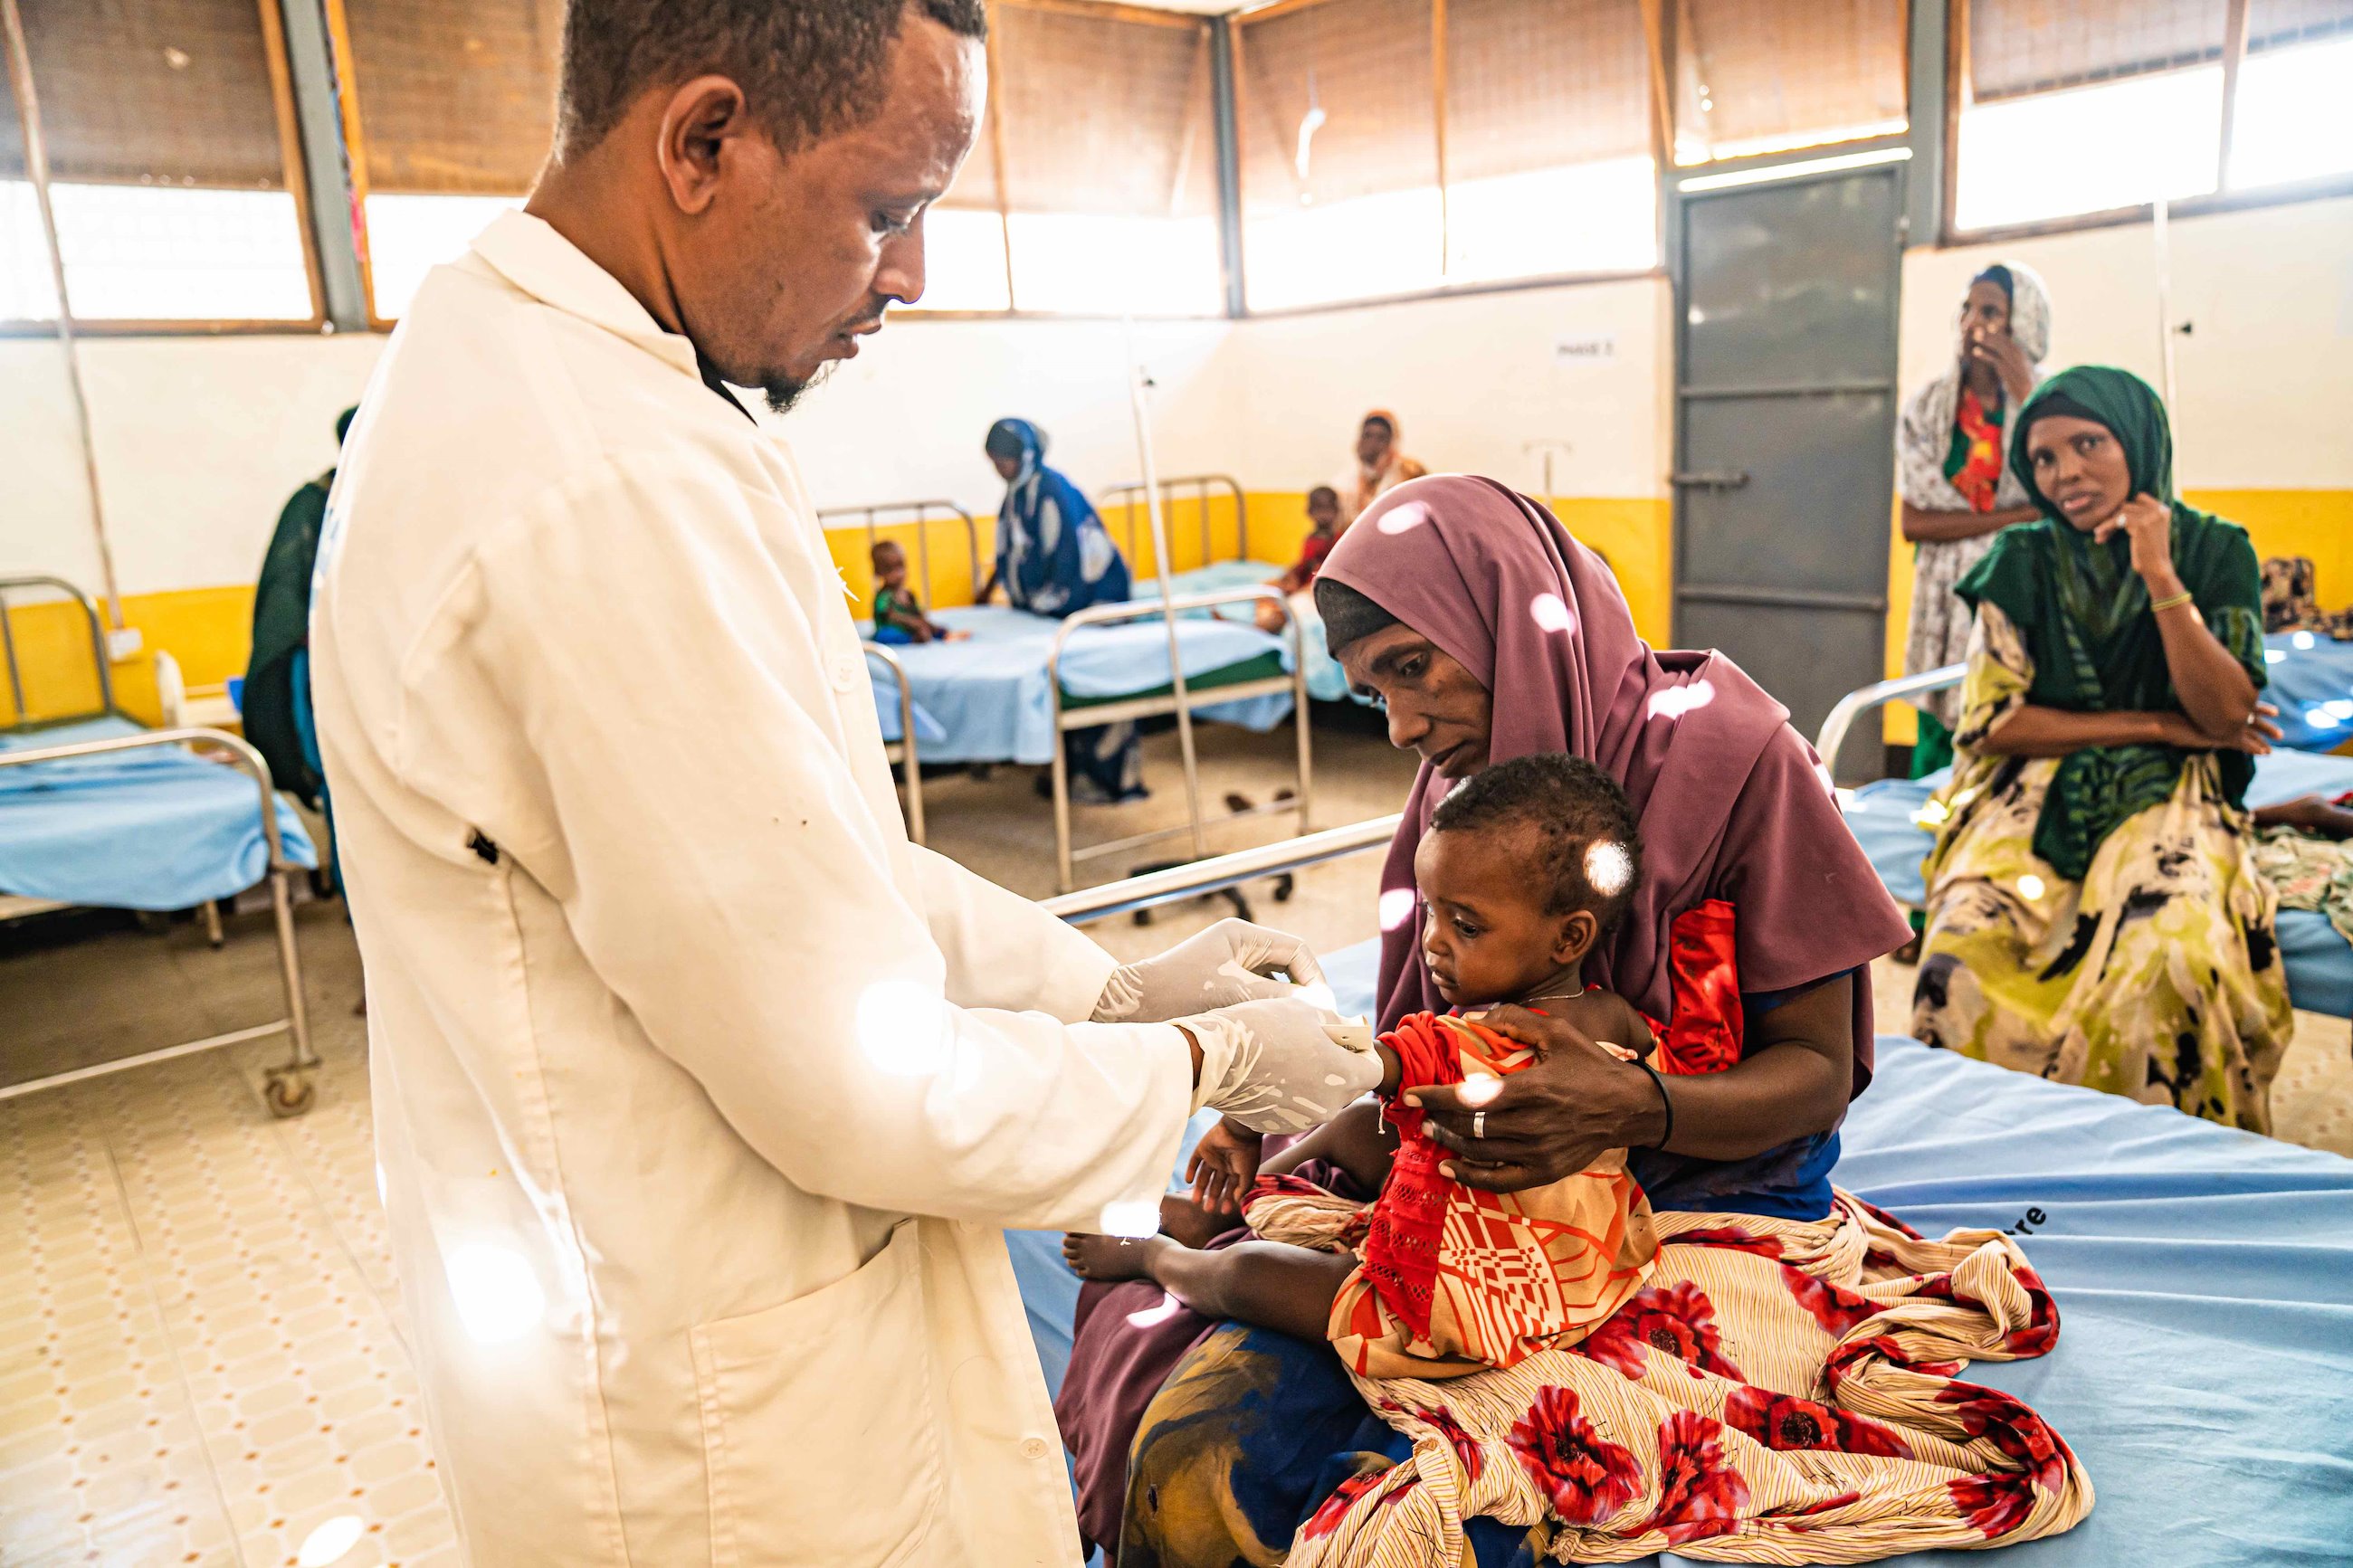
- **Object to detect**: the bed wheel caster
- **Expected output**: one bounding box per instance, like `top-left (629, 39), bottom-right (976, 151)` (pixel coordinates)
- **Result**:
top-left (264, 1072), bottom-right (315, 1118)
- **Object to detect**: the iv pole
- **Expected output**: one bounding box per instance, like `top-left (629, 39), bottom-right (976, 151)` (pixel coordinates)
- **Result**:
top-left (1121, 318), bottom-right (1208, 863)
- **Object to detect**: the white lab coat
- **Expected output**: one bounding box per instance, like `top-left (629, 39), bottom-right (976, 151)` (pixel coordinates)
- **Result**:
top-left (310, 212), bottom-right (1193, 1566)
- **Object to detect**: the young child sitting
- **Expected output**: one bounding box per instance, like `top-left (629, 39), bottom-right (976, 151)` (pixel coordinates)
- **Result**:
top-left (1064, 753), bottom-right (1661, 1378)
top-left (869, 539), bottom-right (968, 644)
top-left (1253, 485), bottom-right (1346, 633)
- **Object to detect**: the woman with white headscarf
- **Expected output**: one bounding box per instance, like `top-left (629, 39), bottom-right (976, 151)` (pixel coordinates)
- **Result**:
top-left (1897, 261), bottom-right (2053, 774)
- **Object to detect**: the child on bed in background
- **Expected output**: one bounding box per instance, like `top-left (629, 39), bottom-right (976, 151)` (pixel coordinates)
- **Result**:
top-left (1063, 753), bottom-right (1660, 1378)
top-left (1253, 485), bottom-right (1346, 633)
top-left (869, 539), bottom-right (969, 645)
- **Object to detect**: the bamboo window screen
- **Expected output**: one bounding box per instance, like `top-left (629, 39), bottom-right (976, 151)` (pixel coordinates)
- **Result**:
top-left (1967, 1), bottom-right (2230, 102)
top-left (7, 0), bottom-right (288, 187)
top-left (993, 2), bottom-right (1215, 220)
top-left (1672, 0), bottom-right (1908, 164)
top-left (1443, 0), bottom-right (1651, 184)
top-left (1236, 0), bottom-right (1437, 216)
top-left (0, 32), bottom-right (23, 180)
top-left (339, 0), bottom-right (562, 195)
top-left (2243, 0), bottom-right (2353, 52)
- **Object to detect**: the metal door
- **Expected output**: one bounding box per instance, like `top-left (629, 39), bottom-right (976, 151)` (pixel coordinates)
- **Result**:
top-left (1672, 164), bottom-right (1904, 781)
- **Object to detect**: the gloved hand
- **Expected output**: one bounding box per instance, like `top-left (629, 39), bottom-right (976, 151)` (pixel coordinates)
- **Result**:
top-left (1093, 918), bottom-right (1327, 1024)
top-left (1181, 998), bottom-right (1383, 1135)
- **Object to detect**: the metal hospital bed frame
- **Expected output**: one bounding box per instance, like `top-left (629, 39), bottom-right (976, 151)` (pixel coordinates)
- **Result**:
top-left (862, 638), bottom-right (924, 843)
top-left (1813, 663), bottom-right (1969, 805)
top-left (0, 575), bottom-right (319, 1117)
top-left (819, 483), bottom-right (1315, 893)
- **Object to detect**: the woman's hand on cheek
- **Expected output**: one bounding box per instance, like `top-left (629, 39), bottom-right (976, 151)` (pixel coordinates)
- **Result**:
top-left (1405, 1005), bottom-right (1658, 1192)
top-left (2095, 494), bottom-right (2179, 591)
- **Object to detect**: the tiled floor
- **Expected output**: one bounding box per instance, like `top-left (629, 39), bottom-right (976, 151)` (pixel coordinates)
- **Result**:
top-left (3, 713), bottom-right (2348, 1565)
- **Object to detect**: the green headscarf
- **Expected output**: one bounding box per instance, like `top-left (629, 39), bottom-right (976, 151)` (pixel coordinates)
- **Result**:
top-left (1954, 366), bottom-right (2264, 880)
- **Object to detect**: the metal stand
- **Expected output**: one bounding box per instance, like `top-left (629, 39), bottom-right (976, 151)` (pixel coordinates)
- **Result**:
top-left (864, 640), bottom-right (925, 844)
top-left (1046, 584), bottom-right (1313, 892)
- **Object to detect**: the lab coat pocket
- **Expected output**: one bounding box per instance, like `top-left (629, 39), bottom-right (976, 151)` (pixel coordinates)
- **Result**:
top-left (690, 1221), bottom-right (945, 1567)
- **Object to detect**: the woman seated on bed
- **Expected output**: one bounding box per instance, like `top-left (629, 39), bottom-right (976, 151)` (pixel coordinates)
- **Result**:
top-left (976, 416), bottom-right (1144, 801)
top-left (1911, 366), bottom-right (2292, 1131)
top-left (1053, 476), bottom-right (1918, 1565)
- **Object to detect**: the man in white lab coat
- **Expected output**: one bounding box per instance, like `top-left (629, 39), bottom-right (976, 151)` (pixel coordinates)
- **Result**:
top-left (308, 3), bottom-right (1381, 1563)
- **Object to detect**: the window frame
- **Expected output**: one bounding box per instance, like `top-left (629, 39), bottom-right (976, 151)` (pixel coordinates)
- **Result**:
top-left (1231, 0), bottom-right (1678, 318)
top-left (0, 0), bottom-right (327, 337)
top-left (1937, 0), bottom-right (2353, 246)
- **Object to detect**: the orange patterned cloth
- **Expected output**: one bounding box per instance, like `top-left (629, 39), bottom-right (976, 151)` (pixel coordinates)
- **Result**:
top-left (1243, 1013), bottom-right (1657, 1381)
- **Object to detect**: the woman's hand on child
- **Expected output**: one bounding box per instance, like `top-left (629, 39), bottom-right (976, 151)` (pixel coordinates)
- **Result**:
top-left (1186, 1118), bottom-right (1263, 1215)
top-left (1405, 1004), bottom-right (1664, 1191)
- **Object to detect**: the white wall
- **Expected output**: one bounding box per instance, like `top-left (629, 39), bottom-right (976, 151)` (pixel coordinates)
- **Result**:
top-left (767, 314), bottom-right (1239, 517)
top-left (0, 333), bottom-right (383, 596)
top-left (1899, 195), bottom-right (2353, 489)
top-left (1231, 277), bottom-right (1675, 499)
top-left (10, 195), bottom-right (2350, 604)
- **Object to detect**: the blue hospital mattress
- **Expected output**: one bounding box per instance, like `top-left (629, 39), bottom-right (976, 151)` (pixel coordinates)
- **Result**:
top-left (2263, 630), bottom-right (2353, 751)
top-left (1846, 749), bottom-right (2353, 1018)
top-left (0, 717), bottom-right (317, 912)
top-left (865, 662), bottom-right (947, 748)
top-left (1152, 561), bottom-right (1358, 704)
top-left (858, 603), bottom-right (1294, 766)
top-left (1009, 936), bottom-right (2353, 1565)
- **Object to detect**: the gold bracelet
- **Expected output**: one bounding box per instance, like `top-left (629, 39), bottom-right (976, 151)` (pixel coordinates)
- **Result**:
top-left (2149, 589), bottom-right (2196, 613)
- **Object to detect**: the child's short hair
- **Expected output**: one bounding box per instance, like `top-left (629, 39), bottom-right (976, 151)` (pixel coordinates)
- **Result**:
top-left (1307, 484), bottom-right (1340, 509)
top-left (870, 538), bottom-right (904, 566)
top-left (1429, 754), bottom-right (1643, 931)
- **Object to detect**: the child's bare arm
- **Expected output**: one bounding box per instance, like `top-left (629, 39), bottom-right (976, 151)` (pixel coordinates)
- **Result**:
top-left (1261, 1098), bottom-right (1396, 1195)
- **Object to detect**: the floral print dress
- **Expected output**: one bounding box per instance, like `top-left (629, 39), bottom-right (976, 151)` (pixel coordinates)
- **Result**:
top-left (1910, 602), bottom-right (2292, 1130)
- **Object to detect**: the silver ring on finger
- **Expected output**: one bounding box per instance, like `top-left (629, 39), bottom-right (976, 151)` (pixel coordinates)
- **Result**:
top-left (1472, 1110), bottom-right (1486, 1140)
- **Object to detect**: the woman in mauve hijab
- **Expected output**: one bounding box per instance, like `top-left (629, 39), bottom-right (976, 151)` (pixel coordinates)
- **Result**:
top-left (1055, 476), bottom-right (1910, 1564)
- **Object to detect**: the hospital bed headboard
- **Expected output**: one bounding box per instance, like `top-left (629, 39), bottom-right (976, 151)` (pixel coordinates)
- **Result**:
top-left (1095, 475), bottom-right (1249, 575)
top-left (814, 500), bottom-right (983, 612)
top-left (0, 575), bottom-right (118, 734)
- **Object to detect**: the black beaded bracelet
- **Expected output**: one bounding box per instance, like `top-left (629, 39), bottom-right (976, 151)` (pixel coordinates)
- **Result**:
top-left (1632, 1057), bottom-right (1674, 1151)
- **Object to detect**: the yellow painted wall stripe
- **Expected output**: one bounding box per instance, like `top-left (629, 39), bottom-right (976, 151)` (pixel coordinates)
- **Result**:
top-left (8, 490), bottom-right (2341, 735)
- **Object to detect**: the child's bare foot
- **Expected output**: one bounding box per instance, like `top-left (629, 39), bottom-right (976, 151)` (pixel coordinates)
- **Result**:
top-left (1160, 1193), bottom-right (1240, 1250)
top-left (1062, 1231), bottom-right (1170, 1283)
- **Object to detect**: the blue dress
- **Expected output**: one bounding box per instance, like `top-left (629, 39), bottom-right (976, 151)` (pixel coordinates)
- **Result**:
top-left (989, 419), bottom-right (1142, 801)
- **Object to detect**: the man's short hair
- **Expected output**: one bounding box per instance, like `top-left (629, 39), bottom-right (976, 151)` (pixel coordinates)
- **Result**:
top-left (556, 0), bottom-right (987, 164)
top-left (1307, 485), bottom-right (1340, 508)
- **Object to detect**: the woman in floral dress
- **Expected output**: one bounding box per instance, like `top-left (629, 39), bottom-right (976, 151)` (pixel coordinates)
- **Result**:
top-left (1912, 366), bottom-right (2292, 1129)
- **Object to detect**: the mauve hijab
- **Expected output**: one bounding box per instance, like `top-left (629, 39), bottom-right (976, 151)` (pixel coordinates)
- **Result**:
top-left (1319, 475), bottom-right (1910, 1088)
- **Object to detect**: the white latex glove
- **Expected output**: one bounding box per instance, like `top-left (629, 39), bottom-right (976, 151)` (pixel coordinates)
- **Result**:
top-left (1182, 997), bottom-right (1382, 1135)
top-left (1093, 917), bottom-right (1328, 1023)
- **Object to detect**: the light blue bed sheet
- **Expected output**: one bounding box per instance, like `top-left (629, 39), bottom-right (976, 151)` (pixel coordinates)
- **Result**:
top-left (857, 603), bottom-right (1294, 766)
top-left (2263, 630), bottom-right (2353, 751)
top-left (0, 717), bottom-right (318, 912)
top-left (1152, 561), bottom-right (1358, 704)
top-left (864, 659), bottom-right (947, 747)
top-left (1846, 750), bottom-right (2353, 1017)
top-left (1011, 936), bottom-right (2353, 1565)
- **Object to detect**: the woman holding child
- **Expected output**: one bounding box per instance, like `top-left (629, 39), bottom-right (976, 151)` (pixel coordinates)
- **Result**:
top-left (1056, 478), bottom-right (2091, 1565)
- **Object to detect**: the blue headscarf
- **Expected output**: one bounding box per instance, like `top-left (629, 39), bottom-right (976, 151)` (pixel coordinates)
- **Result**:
top-left (986, 418), bottom-right (1129, 616)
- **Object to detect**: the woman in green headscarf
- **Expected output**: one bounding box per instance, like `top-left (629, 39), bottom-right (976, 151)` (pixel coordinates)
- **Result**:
top-left (1910, 366), bottom-right (2291, 1131)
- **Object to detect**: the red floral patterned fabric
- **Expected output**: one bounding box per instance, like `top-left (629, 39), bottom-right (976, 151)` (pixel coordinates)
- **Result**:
top-left (1272, 1193), bottom-right (2092, 1566)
